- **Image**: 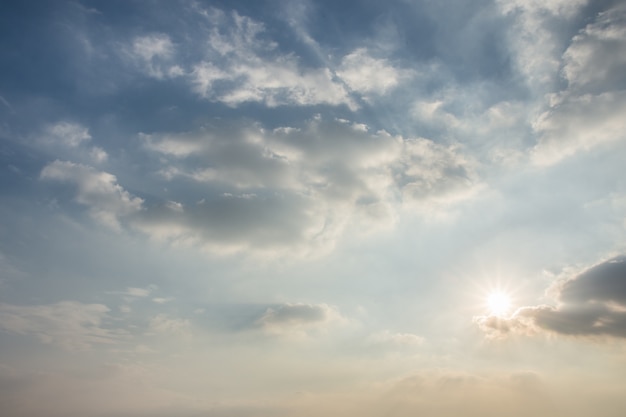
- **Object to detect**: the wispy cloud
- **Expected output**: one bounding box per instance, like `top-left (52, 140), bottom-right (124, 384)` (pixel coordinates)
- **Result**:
top-left (40, 122), bottom-right (108, 164)
top-left (189, 8), bottom-right (356, 109)
top-left (0, 301), bottom-right (124, 351)
top-left (127, 34), bottom-right (183, 79)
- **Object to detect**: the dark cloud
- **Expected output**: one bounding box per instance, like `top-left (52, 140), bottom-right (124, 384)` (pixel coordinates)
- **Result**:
top-left (559, 256), bottom-right (626, 304)
top-left (477, 256), bottom-right (626, 338)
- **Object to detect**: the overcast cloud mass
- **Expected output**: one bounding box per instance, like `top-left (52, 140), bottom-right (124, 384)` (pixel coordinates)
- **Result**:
top-left (1, 1), bottom-right (626, 416)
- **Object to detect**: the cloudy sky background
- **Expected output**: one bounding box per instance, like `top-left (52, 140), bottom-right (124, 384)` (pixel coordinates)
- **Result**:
top-left (1, 0), bottom-right (626, 416)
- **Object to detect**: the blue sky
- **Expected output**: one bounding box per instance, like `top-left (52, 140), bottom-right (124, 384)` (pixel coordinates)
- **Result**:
top-left (2, 1), bottom-right (626, 416)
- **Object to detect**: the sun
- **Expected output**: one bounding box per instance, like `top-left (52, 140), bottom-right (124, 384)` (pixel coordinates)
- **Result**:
top-left (487, 291), bottom-right (512, 317)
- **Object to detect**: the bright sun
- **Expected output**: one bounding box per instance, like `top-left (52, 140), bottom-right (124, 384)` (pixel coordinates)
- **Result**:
top-left (487, 291), bottom-right (512, 317)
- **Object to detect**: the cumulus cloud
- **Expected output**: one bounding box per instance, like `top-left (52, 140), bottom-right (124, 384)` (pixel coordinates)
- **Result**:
top-left (0, 301), bottom-right (123, 351)
top-left (476, 256), bottom-right (626, 339)
top-left (40, 160), bottom-right (143, 230)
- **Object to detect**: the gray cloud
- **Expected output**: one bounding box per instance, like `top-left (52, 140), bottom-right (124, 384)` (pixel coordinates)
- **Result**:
top-left (477, 256), bottom-right (626, 338)
top-left (135, 117), bottom-right (479, 254)
top-left (256, 302), bottom-right (345, 336)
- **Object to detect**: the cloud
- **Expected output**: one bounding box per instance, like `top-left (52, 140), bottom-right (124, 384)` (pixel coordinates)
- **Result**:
top-left (476, 256), bottom-right (626, 339)
top-left (336, 48), bottom-right (409, 96)
top-left (531, 3), bottom-right (626, 164)
top-left (495, 0), bottom-right (587, 90)
top-left (532, 91), bottom-right (626, 165)
top-left (136, 117), bottom-right (479, 255)
top-left (0, 301), bottom-right (123, 351)
top-left (44, 122), bottom-right (91, 147)
top-left (189, 8), bottom-right (355, 109)
top-left (256, 303), bottom-right (345, 336)
top-left (127, 34), bottom-right (183, 79)
top-left (34, 120), bottom-right (109, 164)
top-left (121, 287), bottom-right (152, 298)
top-left (367, 330), bottom-right (424, 347)
top-left (40, 160), bottom-right (143, 230)
top-left (40, 122), bottom-right (108, 163)
top-left (395, 138), bottom-right (479, 207)
top-left (149, 314), bottom-right (191, 336)
top-left (561, 3), bottom-right (626, 94)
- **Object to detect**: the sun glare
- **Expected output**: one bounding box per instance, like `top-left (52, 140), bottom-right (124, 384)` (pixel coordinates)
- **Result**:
top-left (487, 291), bottom-right (512, 317)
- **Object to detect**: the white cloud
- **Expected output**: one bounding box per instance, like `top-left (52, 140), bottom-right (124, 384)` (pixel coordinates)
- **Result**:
top-left (40, 160), bottom-right (143, 230)
top-left (188, 9), bottom-right (356, 109)
top-left (337, 48), bottom-right (408, 96)
top-left (0, 301), bottom-right (122, 351)
top-left (412, 99), bottom-right (460, 129)
top-left (40, 122), bottom-right (109, 164)
top-left (129, 34), bottom-right (181, 79)
top-left (45, 122), bottom-right (91, 147)
top-left (152, 297), bottom-right (173, 304)
top-left (496, 0), bottom-right (586, 17)
top-left (89, 146), bottom-right (108, 163)
top-left (132, 34), bottom-right (174, 62)
top-left (495, 0), bottom-right (587, 91)
top-left (123, 287), bottom-right (152, 298)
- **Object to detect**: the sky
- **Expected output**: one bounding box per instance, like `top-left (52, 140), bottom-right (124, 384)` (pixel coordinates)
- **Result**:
top-left (1, 0), bottom-right (626, 416)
